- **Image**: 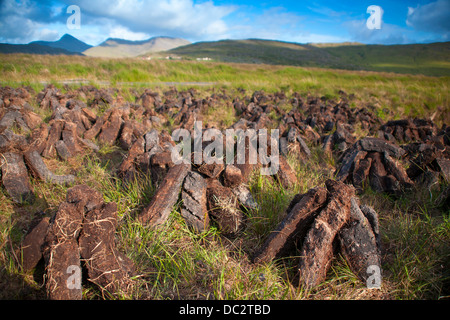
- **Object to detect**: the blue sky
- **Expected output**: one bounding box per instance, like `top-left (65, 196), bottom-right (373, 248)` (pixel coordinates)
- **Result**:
top-left (0, 0), bottom-right (448, 45)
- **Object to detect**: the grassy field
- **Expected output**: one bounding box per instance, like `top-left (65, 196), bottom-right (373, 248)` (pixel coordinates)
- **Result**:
top-left (1, 53), bottom-right (449, 124)
top-left (0, 53), bottom-right (449, 300)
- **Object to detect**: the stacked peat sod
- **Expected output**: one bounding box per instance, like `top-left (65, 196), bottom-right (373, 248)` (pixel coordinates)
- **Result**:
top-left (275, 92), bottom-right (380, 159)
top-left (30, 85), bottom-right (230, 161)
top-left (0, 86), bottom-right (75, 204)
top-left (1, 84), bottom-right (169, 204)
top-left (114, 88), bottom-right (303, 235)
top-left (397, 122), bottom-right (449, 207)
top-left (335, 121), bottom-right (450, 195)
top-left (123, 127), bottom-right (289, 236)
top-left (378, 118), bottom-right (449, 208)
top-left (335, 137), bottom-right (413, 194)
top-left (20, 185), bottom-right (136, 299)
top-left (278, 91), bottom-right (380, 138)
top-left (34, 84), bottom-right (151, 158)
top-left (378, 118), bottom-right (439, 144)
top-left (398, 124), bottom-right (450, 188)
top-left (253, 180), bottom-right (381, 289)
top-left (232, 90), bottom-right (367, 163)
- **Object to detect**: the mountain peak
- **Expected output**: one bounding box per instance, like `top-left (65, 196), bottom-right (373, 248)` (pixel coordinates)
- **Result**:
top-left (60, 34), bottom-right (77, 41)
top-left (30, 34), bottom-right (92, 53)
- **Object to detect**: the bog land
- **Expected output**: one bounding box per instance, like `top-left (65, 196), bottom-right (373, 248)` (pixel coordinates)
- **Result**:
top-left (0, 53), bottom-right (449, 300)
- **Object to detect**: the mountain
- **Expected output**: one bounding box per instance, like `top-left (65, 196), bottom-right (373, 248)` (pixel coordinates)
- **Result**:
top-left (168, 39), bottom-right (450, 77)
top-left (0, 35), bottom-right (187, 57)
top-left (0, 43), bottom-right (82, 55)
top-left (31, 34), bottom-right (92, 53)
top-left (83, 36), bottom-right (191, 58)
top-left (0, 34), bottom-right (90, 55)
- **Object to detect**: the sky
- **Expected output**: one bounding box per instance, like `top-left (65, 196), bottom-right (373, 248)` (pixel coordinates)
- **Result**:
top-left (0, 0), bottom-right (449, 46)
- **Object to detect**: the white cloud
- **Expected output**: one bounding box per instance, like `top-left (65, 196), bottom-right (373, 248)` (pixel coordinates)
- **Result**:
top-left (0, 8), bottom-right (60, 43)
top-left (0, 0), bottom-right (236, 43)
top-left (406, 0), bottom-right (450, 39)
top-left (35, 28), bottom-right (60, 41)
top-left (0, 0), bottom-right (66, 43)
top-left (107, 26), bottom-right (150, 41)
top-left (60, 0), bottom-right (236, 40)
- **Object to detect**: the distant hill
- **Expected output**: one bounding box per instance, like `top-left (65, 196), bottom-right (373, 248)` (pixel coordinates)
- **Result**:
top-left (168, 39), bottom-right (342, 67)
top-left (31, 34), bottom-right (92, 53)
top-left (168, 39), bottom-right (450, 76)
top-left (83, 36), bottom-right (191, 58)
top-left (323, 42), bottom-right (450, 76)
top-left (0, 43), bottom-right (82, 55)
top-left (308, 42), bottom-right (363, 48)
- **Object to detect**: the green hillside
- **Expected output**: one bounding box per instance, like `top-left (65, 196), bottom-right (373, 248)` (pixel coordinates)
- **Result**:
top-left (169, 39), bottom-right (345, 67)
top-left (324, 42), bottom-right (450, 76)
top-left (168, 39), bottom-right (450, 76)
